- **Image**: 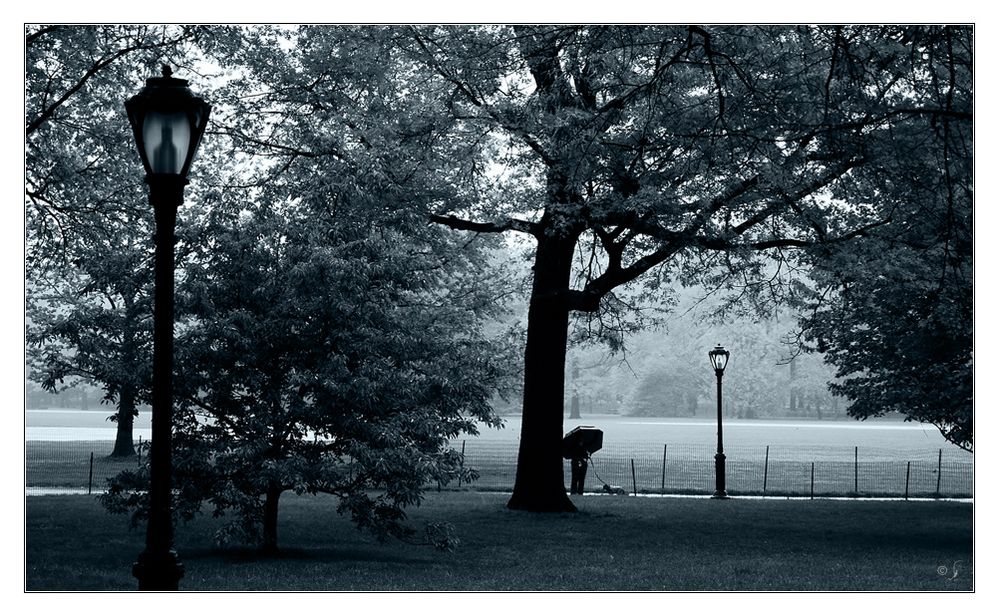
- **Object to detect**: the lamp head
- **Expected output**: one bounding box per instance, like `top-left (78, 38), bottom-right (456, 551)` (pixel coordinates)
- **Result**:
top-left (125, 65), bottom-right (211, 180)
top-left (709, 344), bottom-right (730, 375)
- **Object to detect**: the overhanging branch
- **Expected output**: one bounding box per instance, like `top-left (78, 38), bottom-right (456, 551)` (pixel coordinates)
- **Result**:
top-left (570, 208), bottom-right (889, 313)
top-left (572, 243), bottom-right (682, 312)
top-left (695, 215), bottom-right (891, 251)
top-left (429, 213), bottom-right (541, 237)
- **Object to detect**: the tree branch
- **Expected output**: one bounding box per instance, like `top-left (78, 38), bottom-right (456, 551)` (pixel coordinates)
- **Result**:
top-left (409, 28), bottom-right (558, 168)
top-left (695, 215), bottom-right (891, 251)
top-left (573, 244), bottom-right (682, 312)
top-left (429, 213), bottom-right (541, 237)
top-left (25, 25), bottom-right (65, 47)
top-left (26, 29), bottom-right (197, 136)
top-left (596, 29), bottom-right (695, 115)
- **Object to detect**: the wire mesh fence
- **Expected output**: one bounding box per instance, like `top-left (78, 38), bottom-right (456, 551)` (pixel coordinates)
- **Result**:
top-left (26, 438), bottom-right (973, 498)
top-left (26, 440), bottom-right (148, 492)
top-left (451, 440), bottom-right (973, 498)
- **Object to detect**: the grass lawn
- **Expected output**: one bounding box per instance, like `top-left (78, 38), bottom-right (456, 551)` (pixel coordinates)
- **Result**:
top-left (25, 491), bottom-right (973, 591)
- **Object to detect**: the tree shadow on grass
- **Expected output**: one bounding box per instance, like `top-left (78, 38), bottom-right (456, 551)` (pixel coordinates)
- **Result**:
top-left (181, 545), bottom-right (436, 566)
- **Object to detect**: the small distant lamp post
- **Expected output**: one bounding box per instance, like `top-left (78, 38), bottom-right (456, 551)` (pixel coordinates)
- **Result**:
top-left (125, 65), bottom-right (210, 591)
top-left (709, 345), bottom-right (730, 499)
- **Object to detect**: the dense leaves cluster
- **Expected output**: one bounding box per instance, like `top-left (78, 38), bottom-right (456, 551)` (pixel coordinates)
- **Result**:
top-left (794, 27), bottom-right (973, 451)
top-left (25, 226), bottom-right (152, 456)
top-left (103, 201), bottom-right (514, 550)
top-left (25, 25), bottom-right (214, 456)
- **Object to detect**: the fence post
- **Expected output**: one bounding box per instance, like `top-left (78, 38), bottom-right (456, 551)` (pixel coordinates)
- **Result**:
top-left (763, 445), bottom-right (770, 494)
top-left (88, 452), bottom-right (94, 495)
top-left (631, 458), bottom-right (637, 496)
top-left (936, 449), bottom-right (943, 498)
top-left (137, 436), bottom-right (142, 466)
top-left (810, 462), bottom-right (815, 499)
top-left (661, 444), bottom-right (667, 494)
top-left (458, 440), bottom-right (466, 487)
top-left (854, 446), bottom-right (859, 496)
top-left (905, 461), bottom-right (911, 500)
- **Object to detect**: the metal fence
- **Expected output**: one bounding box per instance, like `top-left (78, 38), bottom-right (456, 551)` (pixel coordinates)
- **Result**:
top-left (26, 438), bottom-right (973, 499)
top-left (451, 440), bottom-right (973, 498)
top-left (26, 440), bottom-right (149, 493)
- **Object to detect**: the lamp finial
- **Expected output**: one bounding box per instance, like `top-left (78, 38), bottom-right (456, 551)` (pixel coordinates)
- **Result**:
top-left (161, 64), bottom-right (173, 78)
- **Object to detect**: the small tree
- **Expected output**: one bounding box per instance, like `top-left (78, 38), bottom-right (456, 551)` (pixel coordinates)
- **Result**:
top-left (102, 189), bottom-right (516, 553)
top-left (26, 222), bottom-right (153, 457)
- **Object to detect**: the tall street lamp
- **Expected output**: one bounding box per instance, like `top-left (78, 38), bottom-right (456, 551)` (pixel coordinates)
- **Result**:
top-left (125, 65), bottom-right (210, 591)
top-left (709, 344), bottom-right (730, 499)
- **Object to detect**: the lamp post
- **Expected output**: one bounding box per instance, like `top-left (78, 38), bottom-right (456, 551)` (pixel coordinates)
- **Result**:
top-left (125, 65), bottom-right (210, 591)
top-left (709, 344), bottom-right (730, 499)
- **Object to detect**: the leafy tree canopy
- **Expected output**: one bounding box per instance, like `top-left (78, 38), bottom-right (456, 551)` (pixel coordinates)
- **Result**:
top-left (790, 27), bottom-right (973, 451)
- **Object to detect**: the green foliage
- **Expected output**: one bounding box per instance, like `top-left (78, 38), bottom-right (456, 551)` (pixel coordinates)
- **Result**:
top-left (24, 25), bottom-right (209, 268)
top-left (800, 235), bottom-right (972, 449)
top-left (616, 301), bottom-right (842, 420)
top-left (395, 27), bottom-right (973, 495)
top-left (26, 222), bottom-right (152, 379)
top-left (102, 201), bottom-right (516, 551)
top-left (25, 24), bottom-right (519, 549)
top-left (796, 27), bottom-right (972, 450)
top-left (24, 25), bottom-right (223, 450)
top-left (25, 214), bottom-right (154, 457)
top-left (629, 368), bottom-right (699, 417)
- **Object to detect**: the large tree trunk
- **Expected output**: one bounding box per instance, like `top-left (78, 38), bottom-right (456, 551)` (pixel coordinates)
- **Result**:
top-left (261, 484), bottom-right (282, 555)
top-left (110, 386), bottom-right (137, 457)
top-left (507, 232), bottom-right (578, 512)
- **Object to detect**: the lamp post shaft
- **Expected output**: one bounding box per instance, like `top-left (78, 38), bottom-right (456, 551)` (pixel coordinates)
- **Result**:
top-left (713, 370), bottom-right (728, 498)
top-left (133, 177), bottom-right (185, 590)
top-left (715, 373), bottom-right (723, 454)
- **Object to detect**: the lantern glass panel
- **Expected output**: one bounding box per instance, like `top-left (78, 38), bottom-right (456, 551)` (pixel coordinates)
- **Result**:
top-left (142, 111), bottom-right (190, 175)
top-left (710, 348), bottom-right (729, 372)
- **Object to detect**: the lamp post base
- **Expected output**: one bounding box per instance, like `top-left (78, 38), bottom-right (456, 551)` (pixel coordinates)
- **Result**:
top-left (712, 452), bottom-right (728, 499)
top-left (133, 549), bottom-right (184, 591)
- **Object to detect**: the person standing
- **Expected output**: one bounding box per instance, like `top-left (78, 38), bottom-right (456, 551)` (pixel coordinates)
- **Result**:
top-left (570, 451), bottom-right (589, 495)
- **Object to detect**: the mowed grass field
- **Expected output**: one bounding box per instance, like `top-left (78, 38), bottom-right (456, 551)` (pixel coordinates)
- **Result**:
top-left (26, 491), bottom-right (973, 591)
top-left (26, 411), bottom-right (969, 462)
top-left (466, 414), bottom-right (970, 461)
